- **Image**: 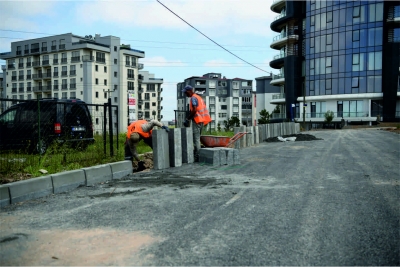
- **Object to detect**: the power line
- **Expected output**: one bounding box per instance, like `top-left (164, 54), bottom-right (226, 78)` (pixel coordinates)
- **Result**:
top-left (156, 0), bottom-right (270, 74)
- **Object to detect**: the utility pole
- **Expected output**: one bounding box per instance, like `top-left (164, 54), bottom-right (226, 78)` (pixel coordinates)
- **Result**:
top-left (303, 84), bottom-right (306, 130)
top-left (103, 88), bottom-right (116, 157)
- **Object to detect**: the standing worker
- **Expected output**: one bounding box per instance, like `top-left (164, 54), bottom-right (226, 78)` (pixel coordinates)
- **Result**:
top-left (125, 119), bottom-right (170, 170)
top-left (182, 85), bottom-right (212, 162)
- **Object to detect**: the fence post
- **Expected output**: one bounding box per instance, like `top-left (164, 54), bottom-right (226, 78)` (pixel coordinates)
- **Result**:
top-left (103, 103), bottom-right (107, 155)
top-left (108, 98), bottom-right (113, 157)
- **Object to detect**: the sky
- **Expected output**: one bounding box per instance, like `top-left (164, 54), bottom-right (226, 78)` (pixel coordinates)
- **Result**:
top-left (0, 0), bottom-right (279, 121)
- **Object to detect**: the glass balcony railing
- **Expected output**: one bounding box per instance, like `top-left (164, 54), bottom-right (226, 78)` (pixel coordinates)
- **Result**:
top-left (272, 74), bottom-right (284, 80)
top-left (304, 112), bottom-right (369, 118)
top-left (272, 93), bottom-right (285, 99)
top-left (273, 12), bottom-right (286, 22)
top-left (273, 54), bottom-right (286, 60)
top-left (272, 33), bottom-right (288, 42)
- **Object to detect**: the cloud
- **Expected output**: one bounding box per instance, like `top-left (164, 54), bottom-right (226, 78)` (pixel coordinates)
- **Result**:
top-left (74, 0), bottom-right (276, 37)
top-left (141, 56), bottom-right (186, 67)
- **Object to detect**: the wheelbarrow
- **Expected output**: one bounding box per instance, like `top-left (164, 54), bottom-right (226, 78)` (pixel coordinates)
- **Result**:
top-left (200, 132), bottom-right (249, 148)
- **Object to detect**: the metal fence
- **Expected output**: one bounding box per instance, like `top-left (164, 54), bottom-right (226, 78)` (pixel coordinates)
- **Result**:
top-left (0, 98), bottom-right (120, 176)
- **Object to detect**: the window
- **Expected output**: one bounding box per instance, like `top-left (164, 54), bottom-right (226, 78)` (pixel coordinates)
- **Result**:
top-left (71, 51), bottom-right (80, 62)
top-left (326, 11), bottom-right (333, 22)
top-left (352, 77), bottom-right (359, 88)
top-left (353, 30), bottom-right (360, 41)
top-left (70, 92), bottom-right (76, 99)
top-left (62, 79), bottom-right (67, 89)
top-left (95, 65), bottom-right (98, 71)
top-left (128, 81), bottom-right (134, 91)
top-left (96, 52), bottom-right (105, 63)
top-left (114, 97), bottom-right (118, 103)
top-left (95, 78), bottom-right (99, 85)
top-left (95, 92), bottom-right (99, 98)
top-left (62, 92), bottom-right (67, 99)
top-left (62, 66), bottom-right (67, 76)
top-left (70, 65), bottom-right (76, 75)
top-left (128, 69), bottom-right (135, 79)
top-left (145, 93), bottom-right (150, 100)
top-left (209, 80), bottom-right (216, 88)
top-left (104, 93), bottom-right (107, 99)
top-left (70, 78), bottom-right (76, 89)
top-left (104, 79), bottom-right (107, 85)
top-left (104, 66), bottom-right (107, 73)
top-left (367, 51), bottom-right (382, 70)
top-left (61, 53), bottom-right (67, 63)
top-left (114, 71), bottom-right (117, 77)
top-left (232, 81), bottom-right (239, 89)
top-left (326, 35), bottom-right (332, 45)
top-left (152, 93), bottom-right (156, 97)
top-left (114, 46), bottom-right (117, 52)
top-left (220, 105), bottom-right (227, 110)
top-left (114, 59), bottom-right (117, 64)
top-left (152, 102), bottom-right (156, 106)
top-left (145, 103), bottom-right (150, 109)
top-left (114, 85), bottom-right (118, 90)
top-left (353, 6), bottom-right (360, 18)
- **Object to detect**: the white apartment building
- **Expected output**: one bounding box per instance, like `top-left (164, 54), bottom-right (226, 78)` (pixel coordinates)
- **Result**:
top-left (177, 73), bottom-right (254, 130)
top-left (137, 71), bottom-right (164, 122)
top-left (0, 33), bottom-right (161, 133)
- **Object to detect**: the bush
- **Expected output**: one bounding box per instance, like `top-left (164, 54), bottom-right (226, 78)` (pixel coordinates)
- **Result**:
top-left (324, 110), bottom-right (334, 123)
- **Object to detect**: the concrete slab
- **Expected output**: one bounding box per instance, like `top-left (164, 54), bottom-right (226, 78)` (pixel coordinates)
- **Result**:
top-left (219, 149), bottom-right (227, 165)
top-left (152, 129), bottom-right (170, 170)
top-left (169, 128), bottom-right (182, 167)
top-left (8, 176), bottom-right (53, 204)
top-left (181, 127), bottom-right (194, 164)
top-left (220, 148), bottom-right (234, 165)
top-left (233, 149), bottom-right (240, 165)
top-left (82, 164), bottom-right (112, 186)
top-left (52, 170), bottom-right (85, 194)
top-left (233, 127), bottom-right (241, 149)
top-left (254, 126), bottom-right (259, 144)
top-left (199, 148), bottom-right (220, 166)
top-left (0, 185), bottom-right (10, 207)
top-left (110, 161), bottom-right (133, 180)
top-left (240, 126), bottom-right (246, 148)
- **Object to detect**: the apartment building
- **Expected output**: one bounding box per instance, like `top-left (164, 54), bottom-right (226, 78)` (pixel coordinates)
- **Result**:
top-left (137, 71), bottom-right (163, 122)
top-left (0, 33), bottom-right (157, 133)
top-left (255, 75), bottom-right (282, 121)
top-left (269, 0), bottom-right (400, 123)
top-left (0, 74), bottom-right (3, 113)
top-left (177, 73), bottom-right (254, 130)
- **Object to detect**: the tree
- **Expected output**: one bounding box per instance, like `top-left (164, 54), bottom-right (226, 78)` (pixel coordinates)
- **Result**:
top-left (217, 123), bottom-right (221, 132)
top-left (324, 110), bottom-right (334, 123)
top-left (273, 105), bottom-right (280, 114)
top-left (223, 116), bottom-right (240, 132)
top-left (258, 109), bottom-right (270, 124)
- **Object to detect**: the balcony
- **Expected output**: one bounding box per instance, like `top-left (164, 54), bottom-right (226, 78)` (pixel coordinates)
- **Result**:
top-left (24, 49), bottom-right (29, 55)
top-left (125, 61), bottom-right (130, 67)
top-left (138, 100), bottom-right (143, 105)
top-left (61, 84), bottom-right (68, 90)
top-left (18, 63), bottom-right (24, 68)
top-left (273, 12), bottom-right (286, 22)
top-left (61, 71), bottom-right (68, 77)
top-left (71, 56), bottom-right (80, 63)
top-left (30, 48), bottom-right (40, 54)
top-left (138, 74), bottom-right (144, 81)
top-left (270, 33), bottom-right (298, 50)
top-left (270, 54), bottom-right (285, 69)
top-left (53, 84), bottom-right (59, 90)
top-left (7, 64), bottom-right (15, 69)
top-left (82, 55), bottom-right (94, 62)
top-left (32, 73), bottom-right (43, 80)
top-left (11, 76), bottom-right (17, 81)
top-left (18, 75), bottom-right (24, 81)
top-left (43, 73), bottom-right (52, 79)
top-left (158, 106), bottom-right (163, 110)
top-left (42, 60), bottom-right (50, 66)
top-left (70, 83), bottom-right (76, 89)
top-left (16, 51), bottom-right (22, 56)
top-left (158, 87), bottom-right (163, 92)
top-left (27, 87), bottom-right (32, 92)
top-left (53, 72), bottom-right (59, 77)
top-left (138, 63), bottom-right (144, 70)
top-left (53, 59), bottom-right (59, 64)
top-left (18, 87), bottom-right (24, 93)
top-left (138, 87), bottom-right (143, 93)
top-left (59, 44), bottom-right (66, 50)
top-left (272, 93), bottom-right (286, 99)
top-left (96, 57), bottom-right (105, 63)
top-left (27, 62), bottom-right (31, 67)
top-left (271, 0), bottom-right (285, 13)
top-left (51, 45), bottom-right (57, 51)
top-left (70, 70), bottom-right (76, 76)
top-left (270, 73), bottom-right (285, 85)
top-left (26, 75), bottom-right (31, 80)
top-left (41, 47), bottom-right (47, 52)
top-left (61, 58), bottom-right (67, 64)
top-left (32, 61), bottom-right (41, 68)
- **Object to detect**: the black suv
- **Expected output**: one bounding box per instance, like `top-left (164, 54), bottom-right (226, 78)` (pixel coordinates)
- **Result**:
top-left (0, 98), bottom-right (94, 154)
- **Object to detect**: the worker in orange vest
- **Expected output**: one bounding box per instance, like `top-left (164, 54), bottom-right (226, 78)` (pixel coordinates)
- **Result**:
top-left (182, 85), bottom-right (212, 162)
top-left (125, 119), bottom-right (170, 169)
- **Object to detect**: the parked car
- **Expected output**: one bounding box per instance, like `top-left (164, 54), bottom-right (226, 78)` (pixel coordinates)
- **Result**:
top-left (0, 98), bottom-right (94, 154)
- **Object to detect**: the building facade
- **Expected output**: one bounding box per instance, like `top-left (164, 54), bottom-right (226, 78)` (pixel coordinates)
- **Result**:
top-left (269, 0), bottom-right (400, 123)
top-left (137, 71), bottom-right (164, 122)
top-left (0, 33), bottom-right (164, 133)
top-left (255, 75), bottom-right (282, 122)
top-left (177, 73), bottom-right (254, 130)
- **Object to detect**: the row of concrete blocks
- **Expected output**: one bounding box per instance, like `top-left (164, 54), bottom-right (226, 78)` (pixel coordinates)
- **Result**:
top-left (152, 127), bottom-right (240, 169)
top-left (0, 161), bottom-right (133, 207)
top-left (233, 122), bottom-right (301, 149)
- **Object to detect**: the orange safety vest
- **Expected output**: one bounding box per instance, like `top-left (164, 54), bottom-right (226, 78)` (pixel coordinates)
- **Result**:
top-left (126, 120), bottom-right (152, 139)
top-left (190, 94), bottom-right (212, 126)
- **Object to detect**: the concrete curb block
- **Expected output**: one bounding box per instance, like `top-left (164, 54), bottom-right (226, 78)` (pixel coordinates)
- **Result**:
top-left (52, 170), bottom-right (86, 194)
top-left (82, 164), bottom-right (112, 186)
top-left (0, 185), bottom-right (10, 207)
top-left (8, 176), bottom-right (53, 204)
top-left (110, 161), bottom-right (133, 180)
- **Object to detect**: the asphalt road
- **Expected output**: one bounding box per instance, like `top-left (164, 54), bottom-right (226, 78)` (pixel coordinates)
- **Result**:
top-left (1, 129), bottom-right (399, 266)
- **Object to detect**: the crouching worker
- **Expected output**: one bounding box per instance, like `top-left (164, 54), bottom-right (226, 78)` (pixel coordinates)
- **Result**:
top-left (125, 119), bottom-right (170, 171)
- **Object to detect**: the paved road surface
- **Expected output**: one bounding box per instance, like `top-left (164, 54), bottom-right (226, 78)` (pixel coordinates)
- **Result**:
top-left (1, 129), bottom-right (399, 265)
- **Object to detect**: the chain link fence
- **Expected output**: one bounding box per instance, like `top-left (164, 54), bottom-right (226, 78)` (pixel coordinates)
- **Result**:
top-left (0, 98), bottom-right (120, 178)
